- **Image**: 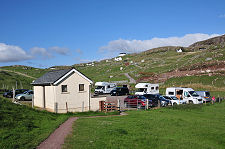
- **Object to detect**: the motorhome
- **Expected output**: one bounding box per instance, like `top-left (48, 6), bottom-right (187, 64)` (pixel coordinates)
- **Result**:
top-left (94, 82), bottom-right (116, 94)
top-left (166, 87), bottom-right (203, 104)
top-left (135, 83), bottom-right (159, 95)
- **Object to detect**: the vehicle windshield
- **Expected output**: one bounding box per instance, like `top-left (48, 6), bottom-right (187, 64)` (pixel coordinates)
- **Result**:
top-left (137, 96), bottom-right (146, 99)
top-left (95, 86), bottom-right (104, 89)
top-left (159, 96), bottom-right (166, 100)
top-left (205, 92), bottom-right (210, 97)
top-left (189, 91), bottom-right (199, 97)
top-left (23, 91), bottom-right (28, 94)
top-left (171, 96), bottom-right (179, 100)
top-left (137, 88), bottom-right (147, 92)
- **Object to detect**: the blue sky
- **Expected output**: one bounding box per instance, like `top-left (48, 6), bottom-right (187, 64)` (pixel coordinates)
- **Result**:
top-left (0, 0), bottom-right (224, 68)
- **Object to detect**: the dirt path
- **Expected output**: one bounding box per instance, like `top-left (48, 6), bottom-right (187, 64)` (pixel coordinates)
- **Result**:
top-left (37, 117), bottom-right (78, 149)
top-left (0, 69), bottom-right (36, 79)
top-left (124, 73), bottom-right (136, 84)
top-left (36, 112), bottom-right (127, 149)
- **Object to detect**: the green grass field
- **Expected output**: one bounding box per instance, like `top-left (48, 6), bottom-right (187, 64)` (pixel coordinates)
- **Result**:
top-left (64, 102), bottom-right (225, 149)
top-left (0, 97), bottom-right (119, 149)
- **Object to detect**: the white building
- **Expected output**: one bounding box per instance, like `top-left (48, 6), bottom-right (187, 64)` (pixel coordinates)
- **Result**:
top-left (32, 68), bottom-right (102, 113)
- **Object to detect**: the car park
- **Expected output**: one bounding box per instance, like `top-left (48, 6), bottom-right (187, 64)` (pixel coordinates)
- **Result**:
top-left (143, 94), bottom-right (171, 107)
top-left (15, 90), bottom-right (33, 101)
top-left (163, 95), bottom-right (186, 105)
top-left (3, 89), bottom-right (29, 98)
top-left (110, 87), bottom-right (129, 96)
top-left (124, 95), bottom-right (152, 109)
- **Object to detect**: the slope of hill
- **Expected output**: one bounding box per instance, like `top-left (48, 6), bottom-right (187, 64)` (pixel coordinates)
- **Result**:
top-left (0, 35), bottom-right (224, 95)
top-left (190, 34), bottom-right (225, 47)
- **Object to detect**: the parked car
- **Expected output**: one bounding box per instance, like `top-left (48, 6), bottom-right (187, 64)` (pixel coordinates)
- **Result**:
top-left (143, 94), bottom-right (171, 107)
top-left (110, 87), bottom-right (129, 96)
top-left (124, 95), bottom-right (152, 108)
top-left (15, 90), bottom-right (33, 101)
top-left (3, 89), bottom-right (29, 98)
top-left (163, 95), bottom-right (186, 106)
top-left (196, 91), bottom-right (211, 103)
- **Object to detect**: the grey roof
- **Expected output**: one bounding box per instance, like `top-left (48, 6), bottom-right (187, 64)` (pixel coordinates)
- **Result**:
top-left (31, 69), bottom-right (71, 85)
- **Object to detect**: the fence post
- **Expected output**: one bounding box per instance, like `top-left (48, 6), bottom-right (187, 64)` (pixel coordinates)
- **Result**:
top-left (66, 102), bottom-right (68, 113)
top-left (146, 99), bottom-right (149, 110)
top-left (117, 99), bottom-right (120, 112)
top-left (12, 88), bottom-right (15, 102)
top-left (158, 100), bottom-right (161, 108)
top-left (137, 99), bottom-right (138, 110)
top-left (54, 102), bottom-right (58, 113)
top-left (32, 95), bottom-right (34, 108)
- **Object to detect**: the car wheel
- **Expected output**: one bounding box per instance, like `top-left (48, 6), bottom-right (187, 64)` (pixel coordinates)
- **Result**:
top-left (173, 102), bottom-right (177, 106)
top-left (189, 100), bottom-right (193, 104)
top-left (20, 96), bottom-right (25, 101)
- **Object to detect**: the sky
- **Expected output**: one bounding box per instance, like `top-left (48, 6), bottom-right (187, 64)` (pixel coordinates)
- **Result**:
top-left (0, 0), bottom-right (224, 68)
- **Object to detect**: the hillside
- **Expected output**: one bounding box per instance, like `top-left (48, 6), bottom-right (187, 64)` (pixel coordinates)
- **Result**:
top-left (190, 34), bottom-right (225, 47)
top-left (0, 35), bottom-right (224, 95)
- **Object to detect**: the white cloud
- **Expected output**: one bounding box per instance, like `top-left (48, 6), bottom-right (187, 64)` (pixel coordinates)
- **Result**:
top-left (0, 43), bottom-right (32, 62)
top-left (99, 33), bottom-right (220, 56)
top-left (30, 47), bottom-right (52, 58)
top-left (48, 46), bottom-right (69, 55)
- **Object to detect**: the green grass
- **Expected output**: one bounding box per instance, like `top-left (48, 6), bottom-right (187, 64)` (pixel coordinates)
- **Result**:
top-left (64, 102), bottom-right (225, 149)
top-left (0, 97), bottom-right (69, 149)
top-left (0, 97), bottom-right (119, 149)
top-left (1, 66), bottom-right (49, 78)
top-left (0, 71), bottom-right (33, 90)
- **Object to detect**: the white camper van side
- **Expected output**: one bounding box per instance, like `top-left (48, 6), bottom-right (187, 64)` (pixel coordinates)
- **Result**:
top-left (166, 87), bottom-right (203, 104)
top-left (135, 83), bottom-right (159, 95)
top-left (94, 82), bottom-right (116, 94)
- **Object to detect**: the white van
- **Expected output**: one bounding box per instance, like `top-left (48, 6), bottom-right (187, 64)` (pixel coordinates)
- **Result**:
top-left (94, 82), bottom-right (116, 94)
top-left (166, 87), bottom-right (203, 104)
top-left (135, 83), bottom-right (159, 95)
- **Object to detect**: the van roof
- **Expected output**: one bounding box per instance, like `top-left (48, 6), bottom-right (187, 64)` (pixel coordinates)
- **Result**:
top-left (135, 83), bottom-right (159, 88)
top-left (166, 87), bottom-right (194, 91)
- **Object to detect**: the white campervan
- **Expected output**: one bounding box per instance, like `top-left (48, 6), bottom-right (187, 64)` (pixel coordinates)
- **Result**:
top-left (135, 83), bottom-right (159, 95)
top-left (94, 82), bottom-right (116, 94)
top-left (166, 87), bottom-right (203, 104)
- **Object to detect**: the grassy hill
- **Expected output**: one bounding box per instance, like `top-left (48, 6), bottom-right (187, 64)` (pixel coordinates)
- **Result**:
top-left (0, 35), bottom-right (224, 96)
top-left (64, 102), bottom-right (225, 149)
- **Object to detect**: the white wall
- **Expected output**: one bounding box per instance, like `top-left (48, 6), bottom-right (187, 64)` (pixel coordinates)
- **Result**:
top-left (54, 72), bottom-right (91, 113)
top-left (90, 97), bottom-right (106, 111)
top-left (33, 86), bottom-right (44, 108)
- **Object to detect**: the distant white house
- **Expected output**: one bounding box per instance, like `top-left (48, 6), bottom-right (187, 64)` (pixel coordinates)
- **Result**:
top-left (176, 48), bottom-right (183, 53)
top-left (118, 53), bottom-right (126, 57)
top-left (114, 57), bottom-right (123, 61)
top-left (31, 68), bottom-right (102, 113)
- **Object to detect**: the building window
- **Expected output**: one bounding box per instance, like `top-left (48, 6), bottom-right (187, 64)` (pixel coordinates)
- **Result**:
top-left (61, 85), bottom-right (67, 92)
top-left (79, 84), bottom-right (84, 91)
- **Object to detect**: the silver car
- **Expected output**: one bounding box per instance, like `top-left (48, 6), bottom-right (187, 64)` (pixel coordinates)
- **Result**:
top-left (15, 90), bottom-right (33, 101)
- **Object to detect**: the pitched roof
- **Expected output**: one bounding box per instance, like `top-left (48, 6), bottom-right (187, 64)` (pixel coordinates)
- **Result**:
top-left (31, 68), bottom-right (93, 85)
